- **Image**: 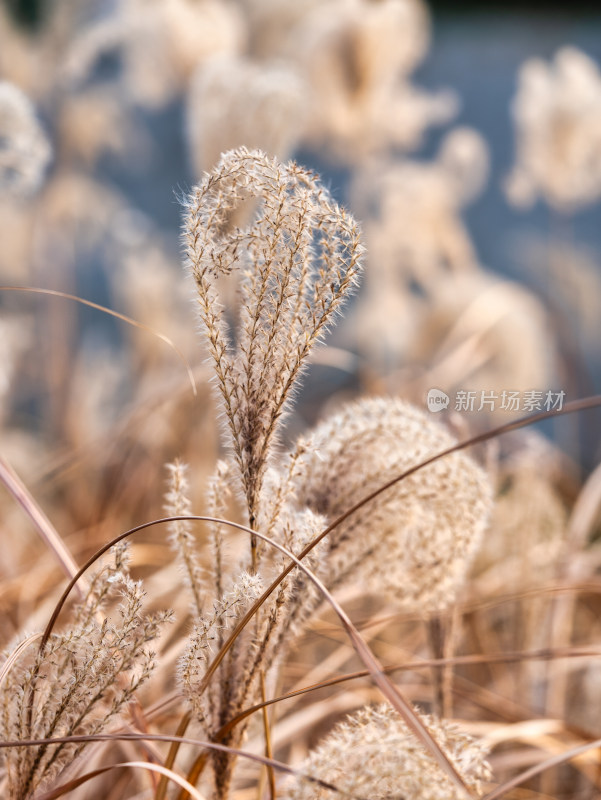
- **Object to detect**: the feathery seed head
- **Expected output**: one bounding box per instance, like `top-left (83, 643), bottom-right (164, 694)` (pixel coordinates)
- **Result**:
top-left (280, 703), bottom-right (491, 800)
top-left (183, 147), bottom-right (363, 524)
top-left (165, 459), bottom-right (205, 618)
top-left (178, 570), bottom-right (264, 730)
top-left (289, 396), bottom-right (492, 611)
top-left (0, 544), bottom-right (171, 799)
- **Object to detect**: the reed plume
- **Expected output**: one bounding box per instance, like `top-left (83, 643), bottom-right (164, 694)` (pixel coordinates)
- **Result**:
top-left (0, 543), bottom-right (172, 799)
top-left (280, 703), bottom-right (491, 800)
top-left (183, 146), bottom-right (363, 535)
top-left (288, 396), bottom-right (492, 612)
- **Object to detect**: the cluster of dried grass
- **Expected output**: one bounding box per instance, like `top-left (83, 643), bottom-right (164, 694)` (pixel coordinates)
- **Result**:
top-left (2, 2), bottom-right (601, 799)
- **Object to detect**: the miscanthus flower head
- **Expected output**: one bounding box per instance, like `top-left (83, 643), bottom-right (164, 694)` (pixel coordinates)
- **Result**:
top-left (506, 46), bottom-right (601, 211)
top-left (0, 81), bottom-right (51, 198)
top-left (281, 703), bottom-right (491, 800)
top-left (183, 147), bottom-right (363, 528)
top-left (289, 396), bottom-right (492, 612)
top-left (0, 544), bottom-right (172, 799)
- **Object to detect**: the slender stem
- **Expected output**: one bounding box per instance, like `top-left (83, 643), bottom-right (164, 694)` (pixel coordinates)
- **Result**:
top-left (260, 671), bottom-right (276, 800)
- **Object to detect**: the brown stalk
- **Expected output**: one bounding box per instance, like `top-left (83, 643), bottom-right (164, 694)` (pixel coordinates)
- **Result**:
top-left (154, 711), bottom-right (192, 800)
top-left (261, 670), bottom-right (276, 800)
top-left (427, 611), bottom-right (456, 718)
top-left (178, 752), bottom-right (209, 800)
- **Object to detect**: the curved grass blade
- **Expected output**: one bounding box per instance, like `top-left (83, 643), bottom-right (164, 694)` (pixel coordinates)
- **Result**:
top-left (0, 285), bottom-right (197, 395)
top-left (35, 761), bottom-right (207, 800)
top-left (0, 732), bottom-right (351, 800)
top-left (214, 645), bottom-right (601, 741)
top-left (482, 736), bottom-right (601, 800)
